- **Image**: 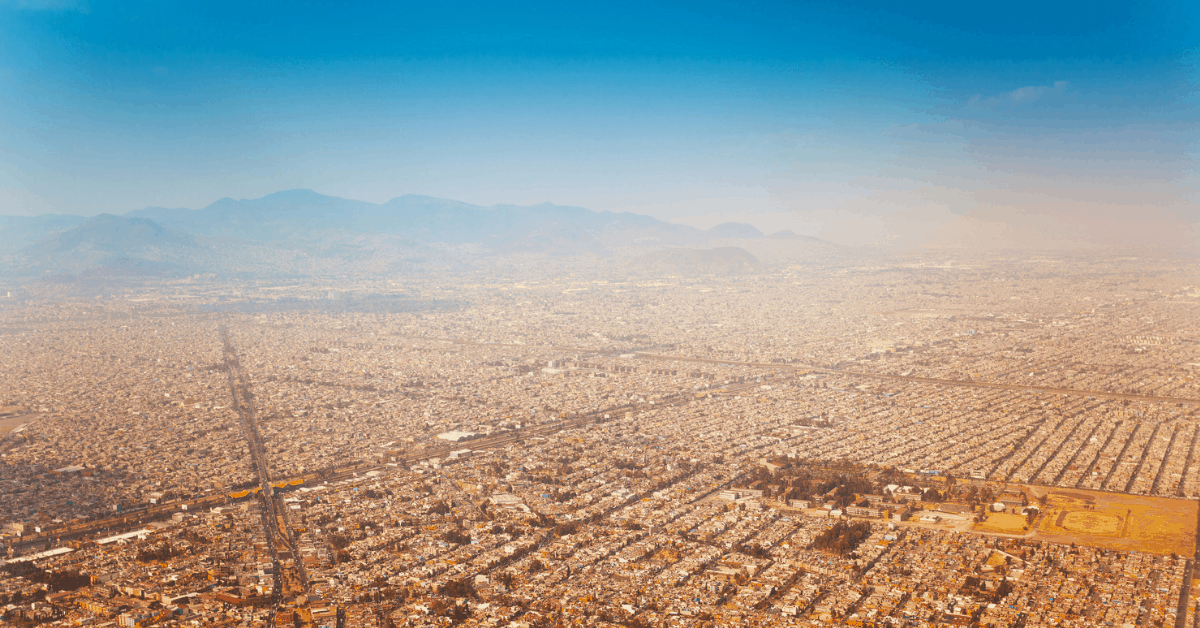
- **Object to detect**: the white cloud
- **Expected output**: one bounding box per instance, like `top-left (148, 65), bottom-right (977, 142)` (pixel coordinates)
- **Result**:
top-left (968, 80), bottom-right (1069, 108)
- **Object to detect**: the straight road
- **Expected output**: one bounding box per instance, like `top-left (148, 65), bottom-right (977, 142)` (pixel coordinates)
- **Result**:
top-left (221, 326), bottom-right (308, 603)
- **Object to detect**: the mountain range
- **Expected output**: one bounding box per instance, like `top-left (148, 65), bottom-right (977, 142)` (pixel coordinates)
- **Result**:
top-left (0, 190), bottom-right (836, 281)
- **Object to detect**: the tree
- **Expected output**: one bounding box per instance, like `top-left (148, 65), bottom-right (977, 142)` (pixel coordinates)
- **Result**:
top-left (810, 521), bottom-right (872, 556)
top-left (442, 528), bottom-right (471, 545)
top-left (437, 578), bottom-right (476, 599)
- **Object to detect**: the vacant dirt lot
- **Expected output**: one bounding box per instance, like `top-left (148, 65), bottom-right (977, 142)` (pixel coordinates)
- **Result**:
top-left (974, 512), bottom-right (1030, 534)
top-left (0, 414), bottom-right (30, 434)
top-left (1032, 487), bottom-right (1196, 556)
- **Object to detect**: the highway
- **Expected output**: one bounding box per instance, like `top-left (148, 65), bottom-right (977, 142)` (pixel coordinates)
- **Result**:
top-left (220, 326), bottom-right (307, 605)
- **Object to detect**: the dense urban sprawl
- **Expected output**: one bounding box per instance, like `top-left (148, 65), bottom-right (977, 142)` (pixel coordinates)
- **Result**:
top-left (2, 253), bottom-right (1200, 627)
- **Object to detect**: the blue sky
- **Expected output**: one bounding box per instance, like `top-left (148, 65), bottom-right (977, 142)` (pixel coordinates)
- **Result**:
top-left (1, 0), bottom-right (1197, 244)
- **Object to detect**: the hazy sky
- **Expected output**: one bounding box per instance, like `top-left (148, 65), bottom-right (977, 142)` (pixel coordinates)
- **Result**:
top-left (1, 0), bottom-right (1197, 243)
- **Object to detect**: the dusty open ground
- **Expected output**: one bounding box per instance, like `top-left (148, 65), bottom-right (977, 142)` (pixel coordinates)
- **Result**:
top-left (0, 414), bottom-right (30, 434)
top-left (974, 512), bottom-right (1031, 534)
top-left (1030, 486), bottom-right (1197, 556)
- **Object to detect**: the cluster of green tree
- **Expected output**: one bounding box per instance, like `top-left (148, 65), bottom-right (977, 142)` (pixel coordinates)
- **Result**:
top-left (956, 485), bottom-right (997, 506)
top-left (0, 588), bottom-right (45, 608)
top-left (529, 472), bottom-right (565, 486)
top-left (176, 529), bottom-right (209, 545)
top-left (963, 575), bottom-right (1014, 601)
top-left (813, 473), bottom-right (874, 504)
top-left (485, 460), bottom-right (510, 477)
top-left (553, 519), bottom-right (583, 537)
top-left (493, 571), bottom-right (516, 588)
top-left (380, 537), bottom-right (409, 552)
top-left (436, 577), bottom-right (477, 599)
top-left (488, 522), bottom-right (526, 538)
top-left (810, 520), bottom-right (873, 556)
top-left (428, 598), bottom-right (471, 622)
top-left (742, 462), bottom-right (877, 508)
top-left (309, 512), bottom-right (338, 526)
top-left (734, 543), bottom-right (771, 559)
top-left (136, 542), bottom-right (186, 563)
top-left (547, 488), bottom-right (578, 503)
top-left (442, 528), bottom-right (471, 545)
top-left (613, 458), bottom-right (644, 471)
top-left (1, 562), bottom-right (90, 592)
top-left (425, 500), bottom-right (451, 515)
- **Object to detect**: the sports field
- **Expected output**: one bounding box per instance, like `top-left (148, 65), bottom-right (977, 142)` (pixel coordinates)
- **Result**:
top-left (1032, 487), bottom-right (1196, 556)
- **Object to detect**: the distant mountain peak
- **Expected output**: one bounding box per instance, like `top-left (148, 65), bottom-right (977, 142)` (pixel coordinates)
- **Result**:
top-left (1, 189), bottom-right (845, 281)
top-left (769, 229), bottom-right (828, 243)
top-left (257, 188), bottom-right (324, 200)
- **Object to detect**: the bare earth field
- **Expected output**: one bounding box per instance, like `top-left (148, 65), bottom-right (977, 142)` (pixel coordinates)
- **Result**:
top-left (0, 414), bottom-right (30, 434)
top-left (974, 512), bottom-right (1031, 534)
top-left (1030, 486), bottom-right (1197, 556)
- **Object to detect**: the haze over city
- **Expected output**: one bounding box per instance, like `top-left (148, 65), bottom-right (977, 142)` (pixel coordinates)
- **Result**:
top-left (2, 1), bottom-right (1200, 627)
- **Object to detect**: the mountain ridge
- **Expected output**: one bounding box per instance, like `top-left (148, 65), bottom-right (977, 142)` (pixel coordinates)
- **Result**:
top-left (1, 190), bottom-right (838, 280)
